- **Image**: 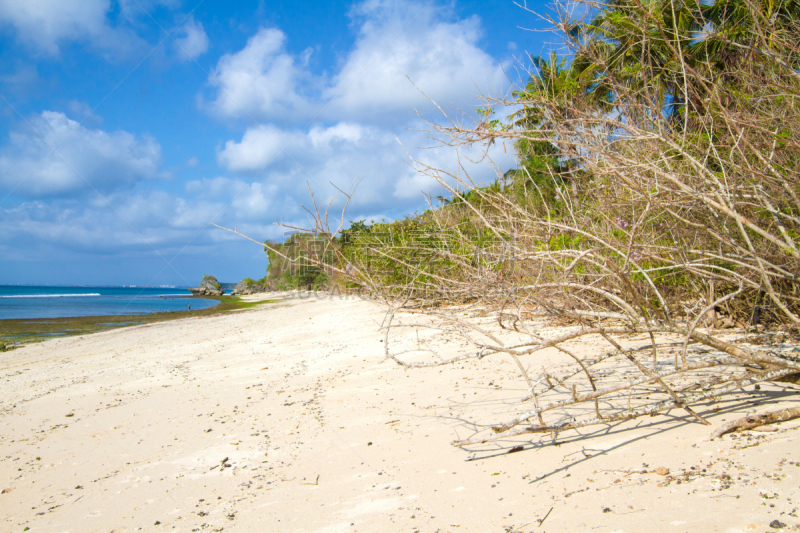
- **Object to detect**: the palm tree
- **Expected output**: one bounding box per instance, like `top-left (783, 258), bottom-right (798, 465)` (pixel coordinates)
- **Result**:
top-left (693, 0), bottom-right (800, 72)
top-left (569, 0), bottom-right (800, 121)
top-left (510, 51), bottom-right (608, 207)
top-left (511, 50), bottom-right (612, 129)
top-left (571, 0), bottom-right (704, 121)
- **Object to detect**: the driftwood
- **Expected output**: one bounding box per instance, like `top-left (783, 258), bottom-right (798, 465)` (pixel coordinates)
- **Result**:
top-left (709, 407), bottom-right (800, 440)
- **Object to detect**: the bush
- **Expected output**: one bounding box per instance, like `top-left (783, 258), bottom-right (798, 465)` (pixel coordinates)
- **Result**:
top-left (284, 0), bottom-right (800, 446)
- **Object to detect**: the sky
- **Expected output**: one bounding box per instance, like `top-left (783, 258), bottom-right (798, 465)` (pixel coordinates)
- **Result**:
top-left (0, 0), bottom-right (558, 287)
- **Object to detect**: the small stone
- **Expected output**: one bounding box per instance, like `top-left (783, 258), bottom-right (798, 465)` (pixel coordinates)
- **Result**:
top-left (602, 507), bottom-right (612, 513)
top-left (1, 488), bottom-right (13, 494)
top-left (770, 519), bottom-right (787, 528)
top-left (654, 467), bottom-right (670, 476)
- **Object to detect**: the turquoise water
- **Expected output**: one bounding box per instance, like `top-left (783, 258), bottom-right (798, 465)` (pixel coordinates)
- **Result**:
top-left (0, 286), bottom-right (219, 320)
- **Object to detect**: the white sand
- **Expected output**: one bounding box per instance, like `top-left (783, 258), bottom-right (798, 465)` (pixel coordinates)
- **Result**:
top-left (1, 295), bottom-right (798, 532)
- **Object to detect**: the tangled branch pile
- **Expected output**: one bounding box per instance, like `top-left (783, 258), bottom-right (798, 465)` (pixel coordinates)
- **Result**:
top-left (255, 0), bottom-right (800, 445)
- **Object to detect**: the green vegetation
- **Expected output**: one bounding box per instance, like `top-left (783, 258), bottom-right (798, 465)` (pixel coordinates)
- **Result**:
top-left (302, 0), bottom-right (800, 443)
top-left (274, 0), bottom-right (800, 329)
top-left (201, 274), bottom-right (222, 289)
top-left (264, 233), bottom-right (333, 290)
top-left (211, 0), bottom-right (800, 447)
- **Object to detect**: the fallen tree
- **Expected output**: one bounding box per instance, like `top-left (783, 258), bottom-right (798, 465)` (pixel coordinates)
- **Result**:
top-left (224, 0), bottom-right (800, 446)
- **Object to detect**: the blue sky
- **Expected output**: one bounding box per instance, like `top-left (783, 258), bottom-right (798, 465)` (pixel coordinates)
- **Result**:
top-left (0, 0), bottom-right (556, 287)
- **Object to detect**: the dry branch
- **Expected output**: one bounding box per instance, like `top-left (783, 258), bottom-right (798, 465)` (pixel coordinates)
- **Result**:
top-left (709, 407), bottom-right (800, 440)
top-left (223, 0), bottom-right (800, 450)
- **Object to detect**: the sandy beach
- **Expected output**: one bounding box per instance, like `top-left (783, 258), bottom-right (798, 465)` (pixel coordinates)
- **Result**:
top-left (1, 294), bottom-right (798, 533)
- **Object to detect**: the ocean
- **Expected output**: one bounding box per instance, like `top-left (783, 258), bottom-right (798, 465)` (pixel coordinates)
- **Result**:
top-left (0, 285), bottom-right (220, 320)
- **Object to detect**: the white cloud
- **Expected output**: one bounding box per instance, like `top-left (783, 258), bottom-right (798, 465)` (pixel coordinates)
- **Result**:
top-left (0, 0), bottom-right (148, 58)
top-left (206, 27), bottom-right (312, 121)
top-left (204, 1), bottom-right (508, 128)
top-left (0, 0), bottom-right (204, 61)
top-left (0, 132), bottom-right (512, 284)
top-left (0, 0), bottom-right (110, 55)
top-left (0, 189), bottom-right (278, 286)
top-left (216, 119), bottom-right (516, 219)
top-left (308, 123), bottom-right (364, 147)
top-left (0, 111), bottom-right (164, 197)
top-left (204, 0), bottom-right (520, 227)
top-left (215, 124), bottom-right (294, 173)
top-left (0, 177), bottom-right (295, 262)
top-left (0, 0), bottom-right (531, 286)
top-left (324, 1), bottom-right (506, 123)
top-left (173, 15), bottom-right (209, 61)
top-left (230, 181), bottom-right (281, 220)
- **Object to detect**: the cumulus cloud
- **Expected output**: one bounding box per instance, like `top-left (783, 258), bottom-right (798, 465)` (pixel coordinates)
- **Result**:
top-left (0, 0), bottom-right (204, 61)
top-left (215, 124), bottom-right (295, 173)
top-left (173, 15), bottom-right (209, 61)
top-left (203, 0), bottom-right (521, 230)
top-left (216, 119), bottom-right (516, 220)
top-left (324, 1), bottom-right (505, 123)
top-left (204, 0), bottom-right (508, 126)
top-left (0, 175), bottom-right (299, 274)
top-left (0, 111), bottom-right (164, 197)
top-left (230, 181), bottom-right (282, 220)
top-left (206, 28), bottom-right (313, 121)
top-left (0, 0), bottom-right (148, 58)
top-left (0, 0), bottom-right (111, 54)
top-left (308, 123), bottom-right (365, 147)
top-left (1, 170), bottom-right (311, 274)
top-left (0, 0), bottom-right (525, 286)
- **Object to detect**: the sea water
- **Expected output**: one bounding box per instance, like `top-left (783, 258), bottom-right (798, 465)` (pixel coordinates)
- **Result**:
top-left (0, 286), bottom-right (219, 320)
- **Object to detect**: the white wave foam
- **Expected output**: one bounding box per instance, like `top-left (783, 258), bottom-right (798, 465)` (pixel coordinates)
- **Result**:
top-left (0, 293), bottom-right (102, 298)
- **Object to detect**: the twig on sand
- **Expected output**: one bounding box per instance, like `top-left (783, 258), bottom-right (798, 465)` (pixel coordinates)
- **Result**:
top-left (537, 506), bottom-right (553, 527)
top-left (709, 407), bottom-right (800, 439)
top-left (300, 474), bottom-right (320, 486)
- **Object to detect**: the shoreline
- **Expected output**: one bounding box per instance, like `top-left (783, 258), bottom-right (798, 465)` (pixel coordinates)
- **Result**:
top-left (1, 296), bottom-right (798, 532)
top-left (0, 295), bottom-right (276, 346)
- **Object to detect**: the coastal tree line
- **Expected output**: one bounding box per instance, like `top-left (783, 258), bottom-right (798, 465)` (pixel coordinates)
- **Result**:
top-left (238, 0), bottom-right (800, 443)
